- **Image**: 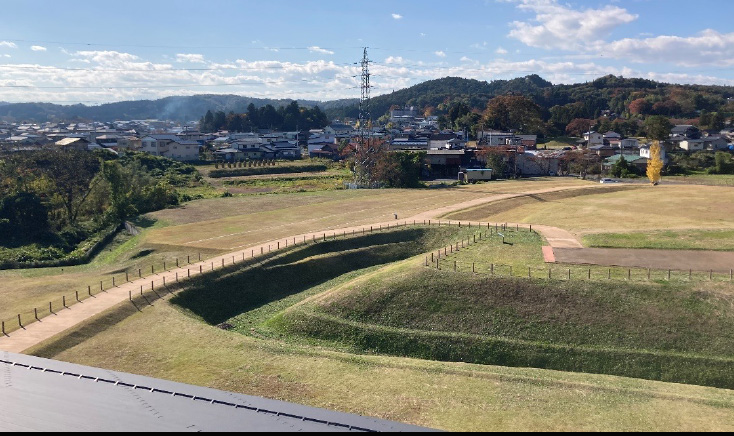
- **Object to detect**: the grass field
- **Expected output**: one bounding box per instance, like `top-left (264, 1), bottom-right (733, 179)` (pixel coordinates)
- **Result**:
top-left (8, 175), bottom-right (734, 430)
top-left (24, 226), bottom-right (734, 431)
top-left (443, 184), bottom-right (734, 250)
top-left (0, 180), bottom-right (588, 327)
top-left (259, 229), bottom-right (734, 389)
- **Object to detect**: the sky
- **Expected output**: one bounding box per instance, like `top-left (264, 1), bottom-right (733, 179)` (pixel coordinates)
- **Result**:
top-left (0, 0), bottom-right (733, 105)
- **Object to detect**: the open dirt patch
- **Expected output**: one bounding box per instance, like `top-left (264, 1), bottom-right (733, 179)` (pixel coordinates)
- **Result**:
top-left (553, 247), bottom-right (734, 273)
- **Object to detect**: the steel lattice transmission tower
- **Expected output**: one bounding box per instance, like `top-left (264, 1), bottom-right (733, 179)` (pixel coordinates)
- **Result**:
top-left (354, 47), bottom-right (379, 187)
top-left (358, 47), bottom-right (371, 134)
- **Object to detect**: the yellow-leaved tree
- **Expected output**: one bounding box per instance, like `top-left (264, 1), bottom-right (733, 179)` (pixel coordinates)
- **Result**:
top-left (646, 141), bottom-right (664, 185)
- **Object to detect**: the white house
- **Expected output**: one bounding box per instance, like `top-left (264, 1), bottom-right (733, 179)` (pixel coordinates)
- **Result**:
top-left (639, 144), bottom-right (666, 161)
top-left (678, 137), bottom-right (727, 151)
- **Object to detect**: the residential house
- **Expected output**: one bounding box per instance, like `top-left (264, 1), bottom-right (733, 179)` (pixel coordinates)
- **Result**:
top-left (116, 136), bottom-right (141, 150)
top-left (583, 131), bottom-right (604, 146)
top-left (140, 135), bottom-right (200, 161)
top-left (55, 137), bottom-right (90, 151)
top-left (269, 141), bottom-right (301, 159)
top-left (309, 144), bottom-right (339, 159)
top-left (390, 136), bottom-right (429, 151)
top-left (428, 133), bottom-right (463, 150)
top-left (324, 123), bottom-right (354, 137)
top-left (213, 147), bottom-right (244, 161)
top-left (671, 125), bottom-right (700, 139)
top-left (678, 137), bottom-right (728, 151)
top-left (389, 106), bottom-right (418, 124)
top-left (424, 149), bottom-right (467, 178)
top-left (603, 154), bottom-right (648, 173)
top-left (588, 143), bottom-right (617, 158)
top-left (639, 144), bottom-right (667, 162)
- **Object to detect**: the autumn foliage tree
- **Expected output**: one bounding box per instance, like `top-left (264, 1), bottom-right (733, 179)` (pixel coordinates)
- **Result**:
top-left (628, 98), bottom-right (652, 115)
top-left (646, 141), bottom-right (664, 185)
top-left (565, 118), bottom-right (595, 137)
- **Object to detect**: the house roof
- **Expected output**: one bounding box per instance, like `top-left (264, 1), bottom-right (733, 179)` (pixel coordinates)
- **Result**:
top-left (604, 154), bottom-right (646, 164)
top-left (55, 137), bottom-right (89, 146)
top-left (0, 352), bottom-right (433, 432)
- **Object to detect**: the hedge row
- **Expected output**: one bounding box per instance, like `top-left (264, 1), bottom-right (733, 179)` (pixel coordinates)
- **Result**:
top-left (208, 164), bottom-right (328, 178)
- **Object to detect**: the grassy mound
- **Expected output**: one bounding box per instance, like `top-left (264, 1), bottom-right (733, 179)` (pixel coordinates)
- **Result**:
top-left (170, 225), bottom-right (478, 327)
top-left (271, 264), bottom-right (734, 389)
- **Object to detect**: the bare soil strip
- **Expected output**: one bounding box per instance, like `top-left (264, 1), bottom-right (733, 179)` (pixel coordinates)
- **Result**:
top-left (554, 247), bottom-right (734, 273)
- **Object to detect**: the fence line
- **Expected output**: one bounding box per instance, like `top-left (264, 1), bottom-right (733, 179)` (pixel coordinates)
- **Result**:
top-left (0, 220), bottom-right (536, 337)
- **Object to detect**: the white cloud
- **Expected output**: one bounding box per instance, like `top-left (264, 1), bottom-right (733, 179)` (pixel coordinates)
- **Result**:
top-left (496, 47), bottom-right (508, 55)
top-left (30, 45), bottom-right (47, 52)
top-left (434, 51), bottom-right (446, 58)
top-left (419, 33), bottom-right (426, 37)
top-left (384, 56), bottom-right (405, 65)
top-left (392, 13), bottom-right (403, 20)
top-left (176, 53), bottom-right (205, 63)
top-left (308, 46), bottom-right (334, 55)
top-left (506, 0), bottom-right (637, 50)
top-left (0, 41), bottom-right (17, 49)
top-left (603, 30), bottom-right (734, 67)
top-left (1, 43), bottom-right (733, 105)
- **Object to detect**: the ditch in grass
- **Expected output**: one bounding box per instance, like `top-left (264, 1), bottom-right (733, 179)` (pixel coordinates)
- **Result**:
top-left (169, 225), bottom-right (481, 328)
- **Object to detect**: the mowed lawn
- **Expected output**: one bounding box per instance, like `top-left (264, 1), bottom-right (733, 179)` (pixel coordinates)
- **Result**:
top-left (143, 178), bottom-right (590, 251)
top-left (443, 184), bottom-right (734, 250)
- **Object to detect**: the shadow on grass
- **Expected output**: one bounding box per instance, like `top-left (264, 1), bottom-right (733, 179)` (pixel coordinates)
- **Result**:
top-left (170, 228), bottom-right (442, 325)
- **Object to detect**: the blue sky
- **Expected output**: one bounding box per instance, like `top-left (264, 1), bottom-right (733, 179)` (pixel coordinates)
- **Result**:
top-left (0, 0), bottom-right (732, 105)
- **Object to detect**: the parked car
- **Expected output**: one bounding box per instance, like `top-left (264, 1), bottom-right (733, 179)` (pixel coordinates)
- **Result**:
top-left (599, 178), bottom-right (618, 184)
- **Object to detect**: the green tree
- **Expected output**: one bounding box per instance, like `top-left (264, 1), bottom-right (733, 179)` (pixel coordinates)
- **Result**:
top-left (644, 115), bottom-right (673, 141)
top-left (714, 151), bottom-right (734, 174)
top-left (36, 149), bottom-right (101, 226)
top-left (0, 192), bottom-right (50, 243)
top-left (483, 95), bottom-right (543, 133)
top-left (611, 155), bottom-right (636, 178)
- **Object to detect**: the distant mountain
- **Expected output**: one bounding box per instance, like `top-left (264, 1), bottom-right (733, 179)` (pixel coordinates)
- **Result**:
top-left (0, 95), bottom-right (332, 123)
top-left (1, 74), bottom-right (732, 124)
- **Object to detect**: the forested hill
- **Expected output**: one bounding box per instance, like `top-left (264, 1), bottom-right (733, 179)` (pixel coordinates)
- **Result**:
top-left (329, 75), bottom-right (555, 120)
top-left (329, 74), bottom-right (734, 122)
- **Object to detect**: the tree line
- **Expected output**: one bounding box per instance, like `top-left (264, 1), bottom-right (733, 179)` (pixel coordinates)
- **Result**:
top-left (0, 149), bottom-right (200, 263)
top-left (199, 101), bottom-right (329, 133)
